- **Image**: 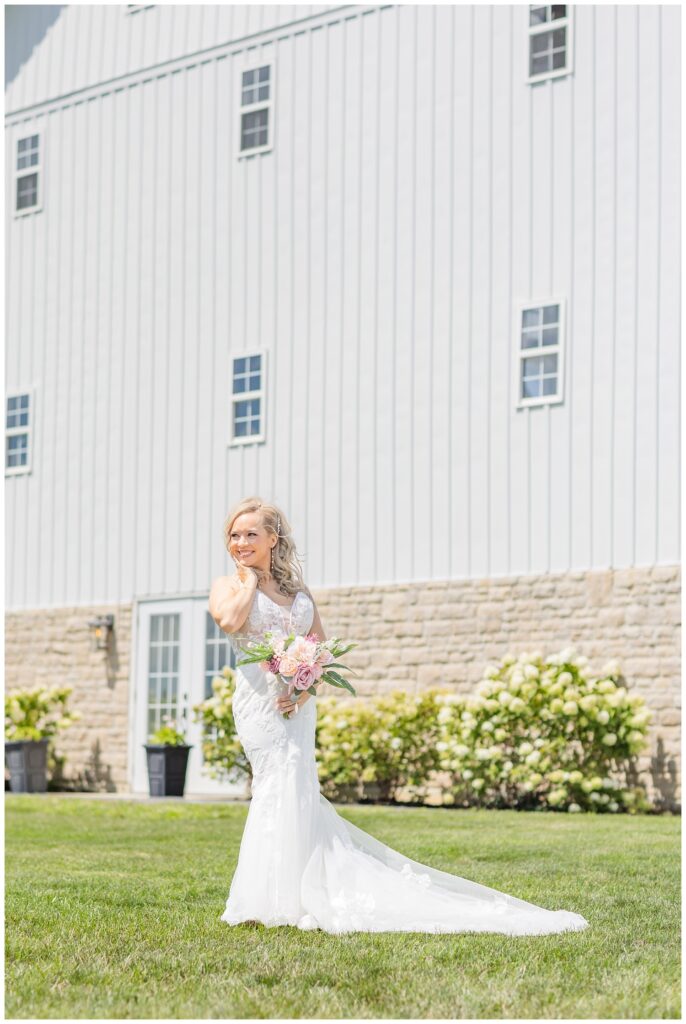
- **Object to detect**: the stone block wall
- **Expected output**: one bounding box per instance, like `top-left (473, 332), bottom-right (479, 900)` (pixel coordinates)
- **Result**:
top-left (5, 604), bottom-right (132, 792)
top-left (5, 565), bottom-right (680, 807)
top-left (313, 566), bottom-right (681, 810)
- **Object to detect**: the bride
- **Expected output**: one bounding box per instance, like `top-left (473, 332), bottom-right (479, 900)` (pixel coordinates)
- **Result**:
top-left (209, 497), bottom-right (589, 936)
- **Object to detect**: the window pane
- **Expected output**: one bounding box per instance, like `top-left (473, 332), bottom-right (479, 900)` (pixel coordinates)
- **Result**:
top-left (233, 376), bottom-right (246, 394)
top-left (16, 173), bottom-right (38, 209)
top-left (523, 355), bottom-right (543, 376)
top-left (521, 329), bottom-right (541, 350)
top-left (249, 373), bottom-right (260, 390)
top-left (542, 354), bottom-right (558, 373)
top-left (552, 27), bottom-right (566, 47)
top-left (551, 5), bottom-right (567, 20)
top-left (522, 378), bottom-right (542, 399)
top-left (532, 32), bottom-right (549, 54)
top-left (242, 69), bottom-right (255, 86)
top-left (250, 419), bottom-right (260, 435)
top-left (542, 327), bottom-right (558, 346)
top-left (249, 355), bottom-right (261, 370)
top-left (235, 419), bottom-right (247, 437)
top-left (233, 356), bottom-right (246, 374)
top-left (529, 6), bottom-right (548, 25)
top-left (542, 376), bottom-right (558, 396)
top-left (531, 54), bottom-right (550, 76)
top-left (543, 304), bottom-right (559, 324)
top-left (258, 84), bottom-right (269, 101)
top-left (258, 65), bottom-right (270, 82)
top-left (522, 307), bottom-right (541, 328)
top-left (552, 49), bottom-right (566, 70)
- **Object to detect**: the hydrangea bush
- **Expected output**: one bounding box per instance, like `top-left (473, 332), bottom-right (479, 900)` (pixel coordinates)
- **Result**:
top-left (192, 667), bottom-right (250, 782)
top-left (435, 648), bottom-right (653, 813)
top-left (5, 685), bottom-right (81, 742)
top-left (5, 685), bottom-right (82, 788)
top-left (314, 691), bottom-right (443, 802)
top-left (194, 649), bottom-right (654, 813)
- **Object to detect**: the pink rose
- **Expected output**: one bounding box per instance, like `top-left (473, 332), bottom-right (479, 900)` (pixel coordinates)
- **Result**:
top-left (293, 663), bottom-right (317, 690)
top-left (317, 648), bottom-right (334, 666)
top-left (278, 655), bottom-right (298, 677)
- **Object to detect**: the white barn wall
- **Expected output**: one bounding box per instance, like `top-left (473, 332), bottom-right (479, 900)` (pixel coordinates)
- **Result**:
top-left (5, 4), bottom-right (680, 612)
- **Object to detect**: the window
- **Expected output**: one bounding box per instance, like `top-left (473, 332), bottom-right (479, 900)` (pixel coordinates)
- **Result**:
top-left (528, 5), bottom-right (573, 83)
top-left (6, 392), bottom-right (32, 474)
top-left (204, 610), bottom-right (236, 700)
top-left (238, 62), bottom-right (274, 157)
top-left (515, 300), bottom-right (565, 407)
top-left (15, 133), bottom-right (42, 216)
top-left (146, 613), bottom-right (181, 737)
top-left (230, 352), bottom-right (266, 444)
top-left (204, 613), bottom-right (236, 699)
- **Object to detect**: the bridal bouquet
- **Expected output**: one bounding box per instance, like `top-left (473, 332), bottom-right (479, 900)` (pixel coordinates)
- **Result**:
top-left (236, 631), bottom-right (358, 717)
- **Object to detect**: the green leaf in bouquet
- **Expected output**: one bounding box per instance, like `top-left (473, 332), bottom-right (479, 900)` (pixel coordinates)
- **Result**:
top-left (328, 640), bottom-right (358, 657)
top-left (323, 661), bottom-right (360, 675)
top-left (323, 670), bottom-right (356, 696)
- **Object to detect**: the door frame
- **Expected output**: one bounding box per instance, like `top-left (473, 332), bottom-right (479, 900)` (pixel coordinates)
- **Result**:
top-left (129, 595), bottom-right (245, 797)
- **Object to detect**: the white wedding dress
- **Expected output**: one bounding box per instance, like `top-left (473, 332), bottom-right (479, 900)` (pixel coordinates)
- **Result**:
top-left (220, 589), bottom-right (590, 936)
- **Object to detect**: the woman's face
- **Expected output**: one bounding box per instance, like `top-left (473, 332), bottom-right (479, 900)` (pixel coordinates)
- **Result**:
top-left (229, 512), bottom-right (275, 574)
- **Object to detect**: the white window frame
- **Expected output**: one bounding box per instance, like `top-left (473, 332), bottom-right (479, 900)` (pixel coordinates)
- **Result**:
top-left (14, 130), bottom-right (43, 217)
top-left (514, 298), bottom-right (566, 409)
top-left (236, 59), bottom-right (275, 159)
top-left (229, 350), bottom-right (267, 445)
top-left (5, 389), bottom-right (33, 475)
top-left (527, 5), bottom-right (574, 84)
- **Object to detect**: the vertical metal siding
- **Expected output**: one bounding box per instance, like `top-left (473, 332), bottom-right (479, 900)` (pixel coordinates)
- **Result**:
top-left (4, 4), bottom-right (680, 610)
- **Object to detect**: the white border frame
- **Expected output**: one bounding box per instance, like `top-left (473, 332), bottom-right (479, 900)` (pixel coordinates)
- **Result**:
top-left (513, 297), bottom-right (566, 409)
top-left (526, 5), bottom-right (574, 85)
top-left (5, 387), bottom-right (33, 475)
top-left (13, 129), bottom-right (43, 217)
top-left (229, 349), bottom-right (267, 446)
top-left (236, 57), bottom-right (275, 159)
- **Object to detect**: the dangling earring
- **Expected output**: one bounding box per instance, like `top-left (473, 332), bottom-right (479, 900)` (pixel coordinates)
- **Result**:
top-left (270, 545), bottom-right (274, 572)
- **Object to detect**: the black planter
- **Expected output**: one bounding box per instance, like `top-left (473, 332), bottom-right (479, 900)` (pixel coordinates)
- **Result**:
top-left (5, 739), bottom-right (49, 793)
top-left (144, 744), bottom-right (192, 797)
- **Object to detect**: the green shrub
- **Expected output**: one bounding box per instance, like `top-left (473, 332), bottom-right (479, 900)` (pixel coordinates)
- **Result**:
top-left (5, 685), bottom-right (81, 742)
top-left (191, 648), bottom-right (654, 813)
top-left (435, 648), bottom-right (653, 813)
top-left (192, 668), bottom-right (250, 782)
top-left (315, 690), bottom-right (444, 802)
top-left (148, 719), bottom-right (187, 746)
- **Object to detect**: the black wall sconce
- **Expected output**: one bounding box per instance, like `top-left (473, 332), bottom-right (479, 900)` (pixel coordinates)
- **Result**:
top-left (87, 614), bottom-right (114, 651)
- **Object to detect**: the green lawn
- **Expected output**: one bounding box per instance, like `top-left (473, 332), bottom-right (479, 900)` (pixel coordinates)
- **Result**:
top-left (5, 795), bottom-right (680, 1019)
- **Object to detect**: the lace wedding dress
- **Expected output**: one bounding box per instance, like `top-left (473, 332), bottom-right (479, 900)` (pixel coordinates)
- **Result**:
top-left (220, 588), bottom-right (590, 936)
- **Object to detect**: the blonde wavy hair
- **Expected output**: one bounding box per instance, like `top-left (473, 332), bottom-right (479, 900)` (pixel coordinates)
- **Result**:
top-left (223, 496), bottom-right (309, 600)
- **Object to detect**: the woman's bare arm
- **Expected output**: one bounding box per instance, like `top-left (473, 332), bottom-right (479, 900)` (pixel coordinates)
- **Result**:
top-left (208, 573), bottom-right (257, 635)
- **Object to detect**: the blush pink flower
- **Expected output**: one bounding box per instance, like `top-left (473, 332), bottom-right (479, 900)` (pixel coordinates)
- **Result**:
top-left (293, 663), bottom-right (318, 690)
top-left (278, 655), bottom-right (298, 677)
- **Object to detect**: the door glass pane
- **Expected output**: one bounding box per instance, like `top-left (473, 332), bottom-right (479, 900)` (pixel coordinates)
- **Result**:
top-left (147, 613), bottom-right (181, 736)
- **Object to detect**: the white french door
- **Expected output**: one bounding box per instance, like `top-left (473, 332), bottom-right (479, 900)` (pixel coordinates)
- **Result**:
top-left (131, 597), bottom-right (245, 796)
